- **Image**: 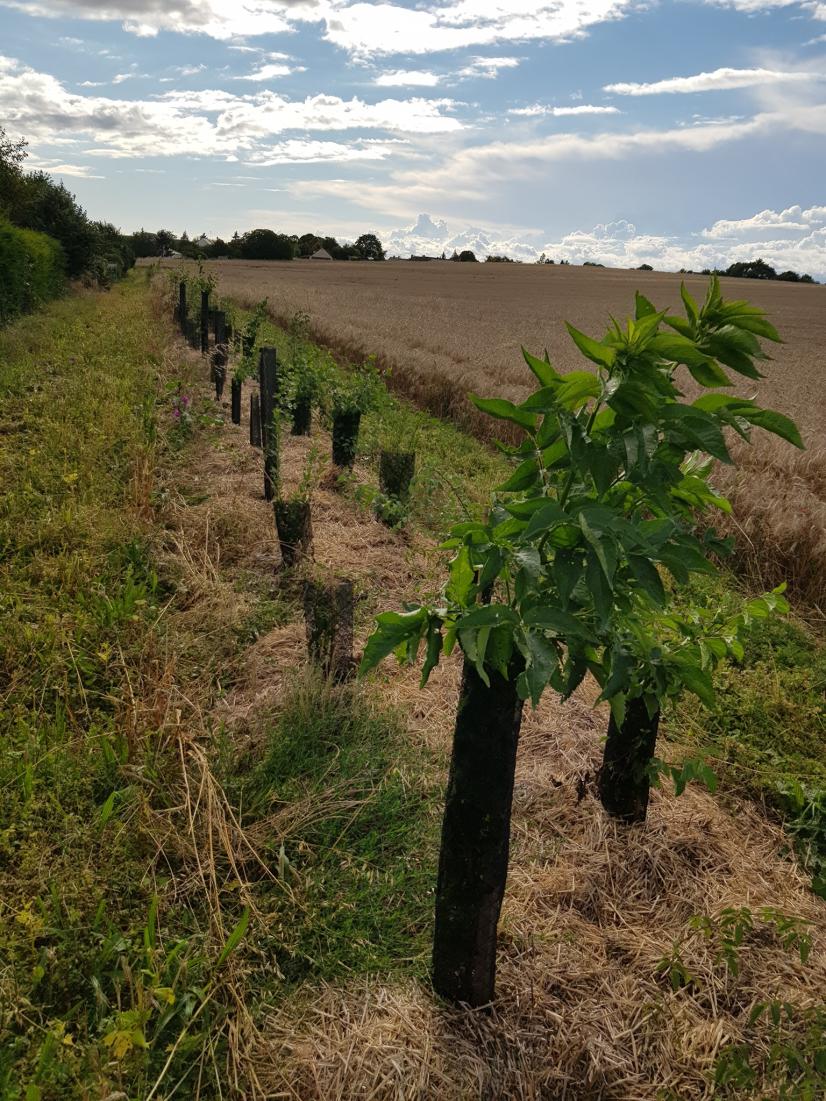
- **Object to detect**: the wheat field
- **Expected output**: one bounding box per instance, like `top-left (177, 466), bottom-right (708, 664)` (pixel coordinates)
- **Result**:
top-left (173, 259), bottom-right (826, 443)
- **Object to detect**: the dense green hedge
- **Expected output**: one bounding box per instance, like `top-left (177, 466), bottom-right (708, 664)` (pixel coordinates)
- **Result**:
top-left (0, 218), bottom-right (65, 325)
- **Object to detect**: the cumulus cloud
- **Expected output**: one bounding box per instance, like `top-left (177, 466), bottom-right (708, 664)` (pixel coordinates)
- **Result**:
top-left (508, 103), bottom-right (620, 116)
top-left (456, 56), bottom-right (521, 79)
top-left (605, 67), bottom-right (822, 96)
top-left (0, 54), bottom-right (462, 163)
top-left (702, 204), bottom-right (826, 237)
top-left (1, 0), bottom-right (635, 53)
top-left (385, 208), bottom-right (826, 277)
top-left (234, 62), bottom-right (304, 81)
top-left (373, 70), bottom-right (442, 87)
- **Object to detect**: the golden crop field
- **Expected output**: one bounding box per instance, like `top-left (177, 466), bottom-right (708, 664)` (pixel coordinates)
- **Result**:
top-left (180, 259), bottom-right (826, 443)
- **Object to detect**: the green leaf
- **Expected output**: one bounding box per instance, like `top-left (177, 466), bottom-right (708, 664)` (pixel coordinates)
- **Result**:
top-left (674, 663), bottom-right (715, 708)
top-left (421, 621), bottom-right (443, 686)
top-left (520, 386), bottom-right (562, 412)
top-left (565, 322), bottom-right (616, 368)
top-left (497, 457), bottom-right (541, 493)
top-left (523, 501), bottom-right (566, 539)
top-left (579, 511), bottom-right (616, 583)
top-left (681, 282), bottom-right (699, 325)
top-left (650, 332), bottom-right (713, 369)
top-left (740, 408), bottom-right (804, 449)
top-left (455, 604), bottom-right (519, 629)
top-left (216, 907), bottom-right (249, 969)
top-left (635, 291), bottom-right (657, 319)
top-left (555, 371), bottom-right (601, 409)
top-left (659, 405), bottom-right (731, 462)
top-left (478, 545), bottom-right (505, 591)
top-left (469, 393), bottom-right (537, 432)
top-left (686, 359), bottom-right (732, 388)
top-left (359, 608), bottom-right (428, 675)
top-left (505, 496), bottom-right (552, 518)
top-left (628, 555), bottom-right (665, 605)
top-left (585, 552), bottom-right (613, 624)
top-left (522, 347), bottom-right (562, 387)
top-left (522, 606), bottom-right (588, 637)
top-left (516, 629), bottom-right (558, 707)
top-left (446, 545), bottom-right (476, 605)
top-left (553, 551), bottom-right (583, 607)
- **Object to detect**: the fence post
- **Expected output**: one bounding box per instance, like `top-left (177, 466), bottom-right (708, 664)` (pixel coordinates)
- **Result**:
top-left (231, 378), bottom-right (242, 424)
top-left (258, 346), bottom-right (279, 500)
top-left (213, 310), bottom-right (227, 401)
top-left (250, 392), bottom-right (261, 447)
top-left (177, 281), bottom-right (186, 333)
top-left (200, 290), bottom-right (210, 355)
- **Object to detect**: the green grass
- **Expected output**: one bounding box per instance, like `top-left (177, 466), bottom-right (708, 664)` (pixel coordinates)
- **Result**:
top-left (233, 674), bottom-right (441, 986)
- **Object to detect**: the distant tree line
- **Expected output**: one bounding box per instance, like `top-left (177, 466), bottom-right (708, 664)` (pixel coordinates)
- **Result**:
top-left (701, 258), bottom-right (815, 284)
top-left (130, 227), bottom-right (386, 262)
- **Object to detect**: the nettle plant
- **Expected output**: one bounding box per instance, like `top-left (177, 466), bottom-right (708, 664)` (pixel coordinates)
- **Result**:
top-left (360, 278), bottom-right (803, 1007)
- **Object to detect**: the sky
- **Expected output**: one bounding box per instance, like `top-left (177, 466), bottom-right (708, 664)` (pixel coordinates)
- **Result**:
top-left (2, 1), bottom-right (826, 274)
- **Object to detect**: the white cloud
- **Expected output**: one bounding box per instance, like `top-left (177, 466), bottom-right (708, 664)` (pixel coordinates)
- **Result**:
top-left (605, 67), bottom-right (821, 96)
top-left (322, 2), bottom-right (632, 57)
top-left (243, 137), bottom-right (402, 164)
top-left (509, 103), bottom-right (620, 116)
top-left (385, 208), bottom-right (826, 277)
top-left (234, 62), bottom-right (304, 81)
top-left (373, 70), bottom-right (442, 86)
top-left (702, 204), bottom-right (826, 237)
top-left (1, 0), bottom-right (636, 54)
top-left (0, 55), bottom-right (463, 163)
top-left (456, 56), bottom-right (521, 79)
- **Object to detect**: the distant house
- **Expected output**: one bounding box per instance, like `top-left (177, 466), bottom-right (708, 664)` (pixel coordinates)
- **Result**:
top-left (193, 235), bottom-right (214, 251)
top-left (310, 247), bottom-right (333, 260)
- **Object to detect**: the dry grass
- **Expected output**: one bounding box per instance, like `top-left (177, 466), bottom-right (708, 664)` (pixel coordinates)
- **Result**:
top-left (713, 439), bottom-right (826, 616)
top-left (156, 259), bottom-right (826, 444)
top-left (152, 317), bottom-right (825, 1101)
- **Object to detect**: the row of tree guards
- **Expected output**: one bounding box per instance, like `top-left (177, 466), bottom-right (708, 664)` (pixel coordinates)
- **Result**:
top-left (172, 279), bottom-right (414, 690)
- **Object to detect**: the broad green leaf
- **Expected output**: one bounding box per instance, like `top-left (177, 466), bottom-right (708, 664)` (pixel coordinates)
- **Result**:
top-left (523, 501), bottom-right (566, 539)
top-left (565, 322), bottom-right (616, 368)
top-left (740, 408), bottom-right (804, 449)
top-left (522, 346), bottom-right (562, 387)
top-left (469, 393), bottom-right (537, 432)
top-left (446, 545), bottom-right (476, 605)
top-left (687, 359), bottom-right (733, 388)
top-left (681, 282), bottom-right (699, 325)
top-left (497, 457), bottom-right (541, 492)
top-left (635, 291), bottom-right (657, 319)
top-left (674, 663), bottom-right (715, 709)
top-left (454, 604), bottom-right (519, 629)
top-left (522, 606), bottom-right (588, 637)
top-left (555, 371), bottom-right (601, 409)
top-left (579, 511), bottom-right (616, 583)
top-left (516, 629), bottom-right (558, 707)
top-left (478, 545), bottom-right (505, 591)
top-left (359, 608), bottom-right (427, 674)
top-left (520, 386), bottom-right (562, 412)
top-left (553, 551), bottom-right (583, 607)
top-left (628, 555), bottom-right (665, 605)
top-left (421, 621), bottom-right (444, 686)
top-left (650, 332), bottom-right (713, 369)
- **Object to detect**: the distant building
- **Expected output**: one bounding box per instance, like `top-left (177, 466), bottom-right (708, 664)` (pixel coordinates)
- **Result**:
top-left (193, 234), bottom-right (214, 250)
top-left (310, 247), bottom-right (333, 260)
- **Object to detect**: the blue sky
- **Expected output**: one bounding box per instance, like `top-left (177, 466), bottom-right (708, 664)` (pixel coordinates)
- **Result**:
top-left (2, 1), bottom-right (825, 272)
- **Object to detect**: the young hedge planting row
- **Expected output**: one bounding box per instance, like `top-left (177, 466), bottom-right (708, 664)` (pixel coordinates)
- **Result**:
top-left (0, 217), bottom-right (65, 325)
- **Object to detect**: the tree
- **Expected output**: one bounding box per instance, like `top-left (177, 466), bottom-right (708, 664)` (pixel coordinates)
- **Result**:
top-left (239, 229), bottom-right (294, 260)
top-left (14, 172), bottom-right (97, 277)
top-left (725, 258), bottom-right (776, 280)
top-left (457, 250), bottom-right (478, 262)
top-left (155, 229), bottom-right (175, 256)
top-left (354, 233), bottom-right (385, 261)
top-left (360, 277), bottom-right (801, 1005)
top-left (0, 126), bottom-right (27, 216)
